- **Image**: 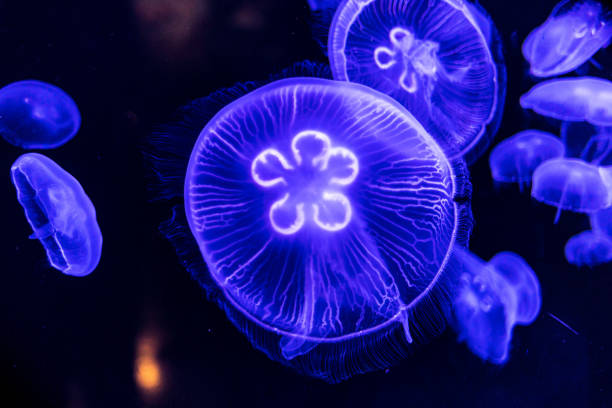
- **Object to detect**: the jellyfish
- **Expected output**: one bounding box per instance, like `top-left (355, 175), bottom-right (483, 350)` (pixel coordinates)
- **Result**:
top-left (307, 0), bottom-right (342, 11)
top-left (328, 0), bottom-right (506, 163)
top-left (565, 230), bottom-right (612, 267)
top-left (522, 0), bottom-right (612, 78)
top-left (489, 130), bottom-right (565, 186)
top-left (452, 247), bottom-right (541, 364)
top-left (561, 121), bottom-right (612, 165)
top-left (591, 204), bottom-right (612, 239)
top-left (520, 77), bottom-right (612, 127)
top-left (11, 153), bottom-right (102, 277)
top-left (531, 158), bottom-right (612, 220)
top-left (0, 80), bottom-right (81, 149)
top-left (147, 62), bottom-right (472, 381)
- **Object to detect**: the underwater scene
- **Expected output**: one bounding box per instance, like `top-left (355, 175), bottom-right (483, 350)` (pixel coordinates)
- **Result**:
top-left (1, 0), bottom-right (611, 406)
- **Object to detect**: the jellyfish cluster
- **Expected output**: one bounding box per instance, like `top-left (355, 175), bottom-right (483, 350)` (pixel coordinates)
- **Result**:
top-left (488, 0), bottom-right (612, 268)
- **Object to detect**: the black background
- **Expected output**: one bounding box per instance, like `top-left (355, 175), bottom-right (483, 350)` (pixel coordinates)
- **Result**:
top-left (0, 0), bottom-right (610, 406)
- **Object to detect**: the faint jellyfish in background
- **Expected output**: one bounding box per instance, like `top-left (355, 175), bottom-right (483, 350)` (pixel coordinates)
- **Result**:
top-left (452, 247), bottom-right (541, 364)
top-left (565, 230), bottom-right (612, 267)
top-left (522, 0), bottom-right (612, 78)
top-left (307, 0), bottom-right (342, 11)
top-left (531, 158), bottom-right (612, 222)
top-left (328, 0), bottom-right (506, 163)
top-left (561, 121), bottom-right (612, 165)
top-left (489, 130), bottom-right (565, 188)
top-left (0, 80), bottom-right (80, 149)
top-left (520, 77), bottom-right (612, 126)
top-left (11, 153), bottom-right (102, 277)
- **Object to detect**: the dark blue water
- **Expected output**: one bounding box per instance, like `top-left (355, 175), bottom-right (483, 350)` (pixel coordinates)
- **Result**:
top-left (0, 0), bottom-right (609, 406)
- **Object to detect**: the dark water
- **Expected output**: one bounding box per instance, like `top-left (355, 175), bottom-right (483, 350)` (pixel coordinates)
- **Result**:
top-left (0, 0), bottom-right (610, 406)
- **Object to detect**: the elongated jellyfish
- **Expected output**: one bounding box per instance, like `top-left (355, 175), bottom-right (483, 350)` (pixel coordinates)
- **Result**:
top-left (0, 80), bottom-right (81, 149)
top-left (591, 204), bottom-right (612, 238)
top-left (565, 230), bottom-right (612, 267)
top-left (489, 130), bottom-right (565, 185)
top-left (520, 77), bottom-right (612, 126)
top-left (11, 153), bottom-right (102, 277)
top-left (561, 122), bottom-right (612, 165)
top-left (452, 247), bottom-right (541, 364)
top-left (328, 0), bottom-right (505, 162)
top-left (531, 158), bottom-right (612, 219)
top-left (522, 0), bottom-right (612, 78)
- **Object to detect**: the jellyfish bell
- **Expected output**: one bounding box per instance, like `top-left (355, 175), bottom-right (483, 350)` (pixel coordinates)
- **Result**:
top-left (328, 0), bottom-right (505, 163)
top-left (0, 80), bottom-right (81, 149)
top-left (489, 130), bottom-right (565, 186)
top-left (565, 230), bottom-right (612, 267)
top-left (522, 0), bottom-right (612, 78)
top-left (561, 121), bottom-right (612, 165)
top-left (11, 153), bottom-right (102, 277)
top-left (520, 77), bottom-right (612, 127)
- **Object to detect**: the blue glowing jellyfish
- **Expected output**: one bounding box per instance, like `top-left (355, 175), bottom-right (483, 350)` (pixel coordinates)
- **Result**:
top-left (181, 76), bottom-right (472, 380)
top-left (0, 80), bottom-right (81, 149)
top-left (307, 0), bottom-right (342, 11)
top-left (521, 77), bottom-right (612, 127)
top-left (591, 204), bottom-right (612, 239)
top-left (522, 0), bottom-right (612, 78)
top-left (11, 153), bottom-right (102, 277)
top-left (565, 230), bottom-right (612, 267)
top-left (561, 121), bottom-right (612, 165)
top-left (531, 158), bottom-right (612, 220)
top-left (452, 247), bottom-right (541, 364)
top-left (489, 130), bottom-right (565, 185)
top-left (328, 0), bottom-right (505, 162)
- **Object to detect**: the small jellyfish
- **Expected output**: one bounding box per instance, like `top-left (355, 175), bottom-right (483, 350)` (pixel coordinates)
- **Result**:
top-left (591, 204), bottom-right (612, 239)
top-left (520, 77), bottom-right (612, 127)
top-left (0, 80), bottom-right (81, 149)
top-left (328, 0), bottom-right (505, 162)
top-left (307, 0), bottom-right (342, 11)
top-left (522, 0), bottom-right (612, 78)
top-left (452, 247), bottom-right (541, 364)
top-left (561, 121), bottom-right (612, 165)
top-left (531, 158), bottom-right (612, 220)
top-left (565, 230), bottom-right (612, 266)
top-left (489, 130), bottom-right (565, 185)
top-left (11, 153), bottom-right (102, 277)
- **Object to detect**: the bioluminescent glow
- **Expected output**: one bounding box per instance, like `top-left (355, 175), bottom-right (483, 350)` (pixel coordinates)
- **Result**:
top-left (565, 230), bottom-right (612, 267)
top-left (531, 158), bottom-right (612, 217)
top-left (489, 130), bottom-right (565, 184)
top-left (561, 122), bottom-right (612, 165)
top-left (591, 204), bottom-right (612, 239)
top-left (522, 0), bottom-right (612, 78)
top-left (185, 77), bottom-right (471, 364)
top-left (328, 0), bottom-right (505, 162)
top-left (11, 153), bottom-right (102, 277)
top-left (520, 77), bottom-right (612, 126)
top-left (0, 80), bottom-right (81, 149)
top-left (452, 247), bottom-right (541, 364)
top-left (307, 0), bottom-right (341, 11)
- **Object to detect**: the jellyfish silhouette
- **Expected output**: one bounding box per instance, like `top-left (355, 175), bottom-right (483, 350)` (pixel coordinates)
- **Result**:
top-left (520, 77), bottom-right (612, 126)
top-left (561, 121), bottom-right (612, 165)
top-left (11, 153), bottom-right (102, 277)
top-left (328, 0), bottom-right (506, 163)
top-left (0, 80), bottom-right (81, 149)
top-left (591, 204), bottom-right (612, 239)
top-left (489, 130), bottom-right (565, 186)
top-left (146, 62), bottom-right (472, 381)
top-left (522, 0), bottom-right (612, 78)
top-left (531, 158), bottom-right (612, 221)
top-left (452, 247), bottom-right (541, 364)
top-left (565, 230), bottom-right (612, 267)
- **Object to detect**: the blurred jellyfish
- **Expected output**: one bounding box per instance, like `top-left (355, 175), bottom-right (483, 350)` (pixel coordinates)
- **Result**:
top-left (522, 0), bottom-right (612, 77)
top-left (531, 158), bottom-right (612, 221)
top-left (520, 77), bottom-right (612, 126)
top-left (328, 0), bottom-right (506, 163)
top-left (565, 230), bottom-right (612, 266)
top-left (0, 80), bottom-right (81, 149)
top-left (489, 130), bottom-right (565, 186)
top-left (452, 247), bottom-right (541, 364)
top-left (146, 62), bottom-right (472, 382)
top-left (307, 0), bottom-right (342, 11)
top-left (561, 121), bottom-right (612, 165)
top-left (591, 204), bottom-right (612, 238)
top-left (11, 153), bottom-right (102, 277)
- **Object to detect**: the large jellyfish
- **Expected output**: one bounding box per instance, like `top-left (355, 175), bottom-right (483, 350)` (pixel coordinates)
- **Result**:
top-left (0, 80), bottom-right (81, 149)
top-left (489, 130), bottom-right (565, 185)
top-left (327, 0), bottom-right (505, 163)
top-left (591, 204), bottom-right (612, 239)
top-left (522, 0), bottom-right (612, 78)
top-left (520, 77), bottom-right (612, 127)
top-left (565, 230), bottom-right (612, 267)
top-left (452, 247), bottom-right (541, 364)
top-left (11, 153), bottom-right (102, 277)
top-left (561, 121), bottom-right (612, 165)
